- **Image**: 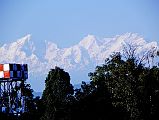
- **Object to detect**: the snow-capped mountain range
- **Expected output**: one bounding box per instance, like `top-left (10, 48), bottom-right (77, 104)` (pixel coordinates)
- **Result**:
top-left (0, 33), bottom-right (158, 91)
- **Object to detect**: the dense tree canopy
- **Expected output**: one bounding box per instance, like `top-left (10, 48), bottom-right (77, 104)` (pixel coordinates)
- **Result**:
top-left (41, 67), bottom-right (74, 120)
top-left (89, 52), bottom-right (159, 120)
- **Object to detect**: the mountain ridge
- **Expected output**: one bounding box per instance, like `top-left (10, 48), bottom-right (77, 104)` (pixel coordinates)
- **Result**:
top-left (0, 33), bottom-right (158, 91)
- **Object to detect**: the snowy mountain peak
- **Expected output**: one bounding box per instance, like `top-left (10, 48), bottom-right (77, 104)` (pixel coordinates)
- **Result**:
top-left (0, 34), bottom-right (32, 63)
top-left (18, 34), bottom-right (31, 43)
top-left (79, 35), bottom-right (97, 49)
top-left (115, 33), bottom-right (146, 45)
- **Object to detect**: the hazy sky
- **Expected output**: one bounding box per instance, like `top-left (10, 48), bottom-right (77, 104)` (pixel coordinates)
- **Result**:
top-left (0, 0), bottom-right (159, 47)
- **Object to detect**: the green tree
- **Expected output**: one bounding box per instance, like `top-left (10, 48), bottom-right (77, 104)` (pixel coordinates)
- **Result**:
top-left (41, 67), bottom-right (74, 120)
top-left (22, 82), bottom-right (34, 112)
top-left (19, 82), bottom-right (39, 120)
top-left (73, 81), bottom-right (121, 120)
top-left (89, 52), bottom-right (159, 120)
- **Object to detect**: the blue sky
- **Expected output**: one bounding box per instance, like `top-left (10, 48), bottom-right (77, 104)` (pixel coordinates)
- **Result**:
top-left (0, 0), bottom-right (159, 92)
top-left (0, 0), bottom-right (159, 48)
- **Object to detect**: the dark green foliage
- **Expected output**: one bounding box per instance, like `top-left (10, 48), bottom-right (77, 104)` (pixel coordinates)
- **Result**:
top-left (89, 52), bottom-right (159, 120)
top-left (22, 82), bottom-right (34, 112)
top-left (18, 82), bottom-right (43, 120)
top-left (72, 81), bottom-right (128, 120)
top-left (41, 67), bottom-right (74, 120)
top-left (19, 96), bottom-right (44, 120)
